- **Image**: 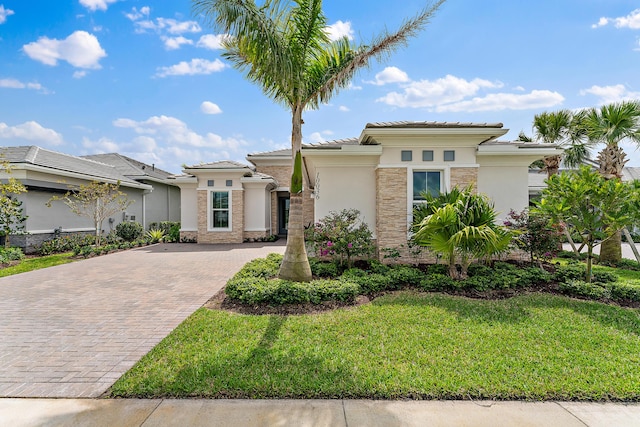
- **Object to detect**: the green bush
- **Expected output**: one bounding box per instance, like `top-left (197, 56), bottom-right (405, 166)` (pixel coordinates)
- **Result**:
top-left (0, 247), bottom-right (24, 263)
top-left (309, 258), bottom-right (339, 278)
top-left (559, 280), bottom-right (611, 300)
top-left (38, 234), bottom-right (96, 255)
top-left (426, 264), bottom-right (449, 276)
top-left (592, 270), bottom-right (617, 284)
top-left (340, 268), bottom-right (391, 294)
top-left (553, 263), bottom-right (586, 283)
top-left (115, 222), bottom-right (144, 242)
top-left (607, 283), bottom-right (640, 302)
top-left (419, 273), bottom-right (457, 291)
top-left (149, 221), bottom-right (180, 243)
top-left (388, 265), bottom-right (425, 288)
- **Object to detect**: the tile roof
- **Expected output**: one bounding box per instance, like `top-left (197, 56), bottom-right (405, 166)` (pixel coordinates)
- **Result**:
top-left (0, 146), bottom-right (141, 186)
top-left (184, 160), bottom-right (252, 170)
top-left (365, 121), bottom-right (504, 129)
top-left (82, 153), bottom-right (173, 182)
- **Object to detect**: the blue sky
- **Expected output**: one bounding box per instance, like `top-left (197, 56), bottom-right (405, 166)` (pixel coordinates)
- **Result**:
top-left (1, 0), bottom-right (639, 174)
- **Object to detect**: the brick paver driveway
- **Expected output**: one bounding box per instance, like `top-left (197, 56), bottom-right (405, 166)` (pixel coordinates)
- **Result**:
top-left (0, 242), bottom-right (285, 398)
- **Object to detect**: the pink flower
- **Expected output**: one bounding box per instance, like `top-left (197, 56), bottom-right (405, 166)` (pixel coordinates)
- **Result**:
top-left (327, 241), bottom-right (333, 247)
top-left (347, 243), bottom-right (353, 248)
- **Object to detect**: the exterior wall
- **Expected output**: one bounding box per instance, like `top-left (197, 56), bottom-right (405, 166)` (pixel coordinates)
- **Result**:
top-left (178, 183), bottom-right (198, 232)
top-left (254, 165), bottom-right (291, 188)
top-left (477, 163), bottom-right (529, 220)
top-left (313, 165), bottom-right (376, 233)
top-left (379, 146), bottom-right (477, 166)
top-left (144, 182), bottom-right (181, 228)
top-left (375, 168), bottom-right (408, 253)
top-left (243, 183), bottom-right (271, 238)
top-left (196, 189), bottom-right (244, 244)
top-left (450, 167), bottom-right (479, 190)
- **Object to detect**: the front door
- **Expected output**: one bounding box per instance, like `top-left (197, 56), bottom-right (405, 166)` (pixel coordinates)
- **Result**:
top-left (278, 196), bottom-right (290, 236)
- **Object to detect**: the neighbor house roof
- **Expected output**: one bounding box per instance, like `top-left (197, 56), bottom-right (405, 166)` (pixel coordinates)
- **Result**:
top-left (82, 153), bottom-right (175, 184)
top-left (0, 146), bottom-right (148, 189)
top-left (364, 121), bottom-right (504, 129)
top-left (184, 160), bottom-right (252, 170)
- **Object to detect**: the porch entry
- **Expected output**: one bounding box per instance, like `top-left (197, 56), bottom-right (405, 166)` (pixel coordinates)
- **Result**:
top-left (277, 194), bottom-right (290, 236)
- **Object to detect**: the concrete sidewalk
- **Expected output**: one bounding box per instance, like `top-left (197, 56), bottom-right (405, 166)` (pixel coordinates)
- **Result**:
top-left (1, 398), bottom-right (639, 427)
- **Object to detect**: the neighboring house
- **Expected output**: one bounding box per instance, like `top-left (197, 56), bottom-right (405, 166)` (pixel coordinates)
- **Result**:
top-left (82, 153), bottom-right (180, 227)
top-left (0, 146), bottom-right (180, 252)
top-left (174, 121), bottom-right (560, 255)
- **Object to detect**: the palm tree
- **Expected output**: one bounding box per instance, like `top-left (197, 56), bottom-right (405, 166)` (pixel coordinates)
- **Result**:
top-left (585, 100), bottom-right (640, 263)
top-left (193, 0), bottom-right (447, 281)
top-left (412, 186), bottom-right (511, 279)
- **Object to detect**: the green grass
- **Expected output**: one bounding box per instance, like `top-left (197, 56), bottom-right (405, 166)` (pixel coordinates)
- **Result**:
top-left (110, 292), bottom-right (640, 400)
top-left (0, 252), bottom-right (75, 277)
top-left (593, 264), bottom-right (640, 287)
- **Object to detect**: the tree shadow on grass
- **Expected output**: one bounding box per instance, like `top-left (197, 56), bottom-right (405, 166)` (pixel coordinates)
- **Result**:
top-left (372, 291), bottom-right (532, 325)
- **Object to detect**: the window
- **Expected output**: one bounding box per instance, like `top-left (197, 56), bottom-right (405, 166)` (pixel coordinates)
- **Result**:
top-left (211, 191), bottom-right (230, 229)
top-left (422, 150), bottom-right (434, 161)
top-left (413, 171), bottom-right (442, 200)
top-left (401, 150), bottom-right (413, 161)
top-left (226, 179), bottom-right (233, 187)
top-left (207, 179), bottom-right (214, 187)
top-left (444, 150), bottom-right (455, 161)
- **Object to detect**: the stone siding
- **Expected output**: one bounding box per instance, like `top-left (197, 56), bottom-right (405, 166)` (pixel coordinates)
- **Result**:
top-left (196, 189), bottom-right (244, 244)
top-left (375, 168), bottom-right (408, 254)
top-left (179, 231), bottom-right (198, 243)
top-left (450, 167), bottom-right (478, 191)
top-left (255, 165), bottom-right (291, 188)
top-left (243, 231), bottom-right (269, 241)
top-left (10, 231), bottom-right (94, 254)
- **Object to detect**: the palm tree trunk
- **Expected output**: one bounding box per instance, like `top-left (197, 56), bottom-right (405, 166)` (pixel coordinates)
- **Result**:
top-left (278, 105), bottom-right (312, 282)
top-left (600, 231), bottom-right (622, 264)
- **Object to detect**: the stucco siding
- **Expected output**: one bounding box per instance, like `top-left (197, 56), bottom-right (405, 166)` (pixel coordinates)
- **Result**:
top-left (477, 165), bottom-right (529, 220)
top-left (144, 182), bottom-right (180, 227)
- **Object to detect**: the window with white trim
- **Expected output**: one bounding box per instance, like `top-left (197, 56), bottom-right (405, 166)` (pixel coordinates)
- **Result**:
top-left (413, 171), bottom-right (442, 201)
top-left (211, 191), bottom-right (230, 229)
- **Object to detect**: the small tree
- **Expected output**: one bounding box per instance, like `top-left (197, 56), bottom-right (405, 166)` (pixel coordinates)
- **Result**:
top-left (535, 166), bottom-right (640, 282)
top-left (47, 181), bottom-right (133, 246)
top-left (504, 209), bottom-right (562, 268)
top-left (305, 209), bottom-right (374, 269)
top-left (0, 162), bottom-right (28, 247)
top-left (412, 186), bottom-right (512, 279)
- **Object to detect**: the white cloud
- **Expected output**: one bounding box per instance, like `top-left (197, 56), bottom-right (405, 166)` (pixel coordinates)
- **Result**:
top-left (0, 78), bottom-right (47, 92)
top-left (134, 17), bottom-right (201, 34)
top-left (339, 105), bottom-right (350, 112)
top-left (592, 9), bottom-right (640, 29)
top-left (0, 121), bottom-right (63, 145)
top-left (307, 130), bottom-right (334, 144)
top-left (434, 90), bottom-right (565, 113)
top-left (79, 0), bottom-right (118, 12)
top-left (81, 136), bottom-right (120, 152)
top-left (377, 74), bottom-right (503, 108)
top-left (73, 70), bottom-right (87, 79)
top-left (196, 34), bottom-right (230, 50)
top-left (23, 31), bottom-right (106, 69)
top-left (161, 36), bottom-right (193, 50)
top-left (0, 5), bottom-right (14, 24)
top-left (201, 101), bottom-right (223, 115)
top-left (366, 66), bottom-right (410, 86)
top-left (125, 6), bottom-right (150, 21)
top-left (579, 84), bottom-right (640, 104)
top-left (155, 58), bottom-right (226, 77)
top-left (112, 115), bottom-right (246, 151)
top-left (325, 20), bottom-right (354, 41)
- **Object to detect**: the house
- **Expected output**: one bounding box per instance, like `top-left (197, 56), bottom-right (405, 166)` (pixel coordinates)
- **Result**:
top-left (174, 121), bottom-right (561, 256)
top-left (0, 146), bottom-right (180, 252)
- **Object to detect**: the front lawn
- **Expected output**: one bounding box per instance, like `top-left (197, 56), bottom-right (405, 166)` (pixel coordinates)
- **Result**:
top-left (110, 292), bottom-right (640, 400)
top-left (0, 252), bottom-right (75, 278)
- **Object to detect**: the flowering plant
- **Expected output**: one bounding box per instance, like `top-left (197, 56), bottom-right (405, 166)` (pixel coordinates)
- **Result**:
top-left (305, 209), bottom-right (374, 268)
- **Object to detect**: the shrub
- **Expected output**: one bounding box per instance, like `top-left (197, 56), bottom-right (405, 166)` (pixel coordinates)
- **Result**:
top-left (388, 265), bottom-right (425, 288)
top-left (0, 246), bottom-right (24, 263)
top-left (115, 222), bottom-right (144, 242)
top-left (504, 209), bottom-right (562, 265)
top-left (559, 280), bottom-right (611, 300)
top-left (146, 229), bottom-right (165, 243)
top-left (607, 283), bottom-right (640, 302)
top-left (38, 234), bottom-right (96, 255)
top-left (604, 258), bottom-right (640, 271)
top-left (553, 263), bottom-right (586, 283)
top-left (149, 221), bottom-right (180, 243)
top-left (309, 258), bottom-right (339, 278)
top-left (419, 273), bottom-right (457, 291)
top-left (591, 270), bottom-right (617, 284)
top-left (340, 269), bottom-right (391, 294)
top-left (305, 209), bottom-right (374, 268)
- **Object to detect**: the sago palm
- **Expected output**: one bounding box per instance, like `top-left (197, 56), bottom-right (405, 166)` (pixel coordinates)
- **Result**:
top-left (193, 0), bottom-right (447, 281)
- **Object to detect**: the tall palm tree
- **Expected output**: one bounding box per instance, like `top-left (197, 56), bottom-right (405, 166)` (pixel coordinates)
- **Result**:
top-left (193, 0), bottom-right (447, 281)
top-left (532, 110), bottom-right (573, 177)
top-left (585, 100), bottom-right (640, 262)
